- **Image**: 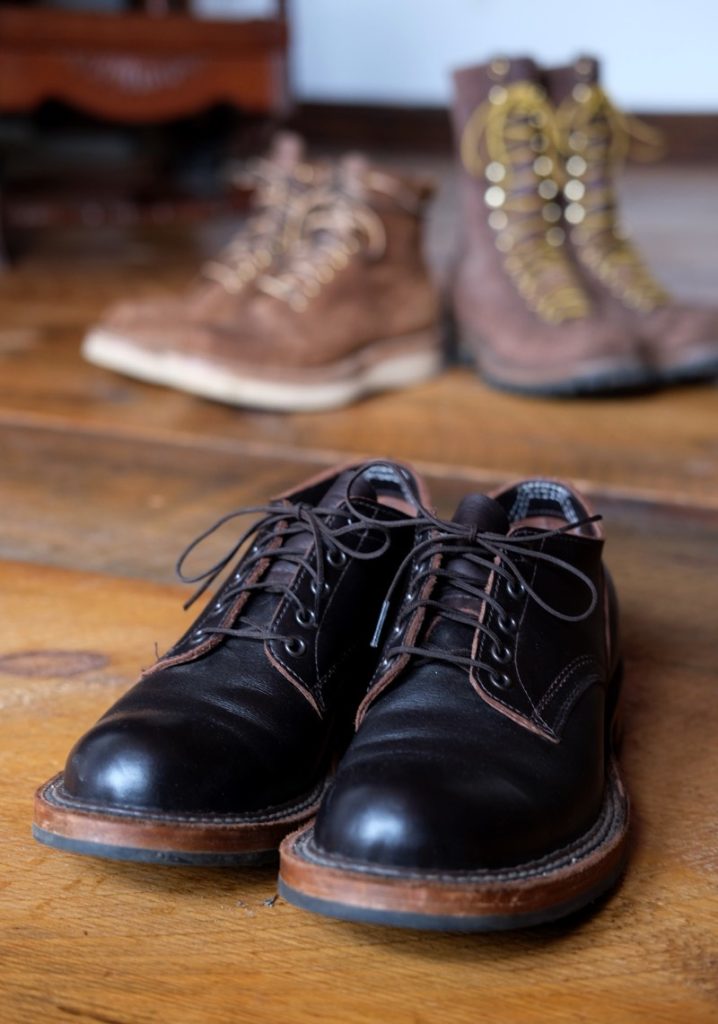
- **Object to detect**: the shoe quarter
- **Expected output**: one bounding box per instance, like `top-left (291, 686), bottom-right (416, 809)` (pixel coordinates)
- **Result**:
top-left (470, 533), bottom-right (608, 741)
top-left (267, 502), bottom-right (413, 715)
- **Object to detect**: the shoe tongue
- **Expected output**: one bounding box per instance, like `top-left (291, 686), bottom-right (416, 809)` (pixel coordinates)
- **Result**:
top-left (451, 494), bottom-right (510, 535)
top-left (433, 495), bottom-right (510, 612)
top-left (259, 469), bottom-right (377, 589)
top-left (229, 470), bottom-right (377, 630)
top-left (268, 130), bottom-right (305, 170)
top-left (339, 153), bottom-right (370, 196)
top-left (319, 468), bottom-right (376, 510)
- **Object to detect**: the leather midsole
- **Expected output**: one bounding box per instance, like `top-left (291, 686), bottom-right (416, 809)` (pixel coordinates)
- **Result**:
top-left (34, 773), bottom-right (328, 854)
top-left (279, 760), bottom-right (629, 919)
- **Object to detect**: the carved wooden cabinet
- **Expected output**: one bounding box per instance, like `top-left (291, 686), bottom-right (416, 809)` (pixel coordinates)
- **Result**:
top-left (0, 3), bottom-right (289, 122)
top-left (0, 2), bottom-right (289, 262)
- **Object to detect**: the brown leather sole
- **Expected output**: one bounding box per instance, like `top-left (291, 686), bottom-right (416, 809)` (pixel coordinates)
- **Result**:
top-left (33, 773), bottom-right (328, 866)
top-left (278, 760), bottom-right (629, 931)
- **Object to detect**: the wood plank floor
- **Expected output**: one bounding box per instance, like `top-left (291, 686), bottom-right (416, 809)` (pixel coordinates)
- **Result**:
top-left (1, 159), bottom-right (717, 1023)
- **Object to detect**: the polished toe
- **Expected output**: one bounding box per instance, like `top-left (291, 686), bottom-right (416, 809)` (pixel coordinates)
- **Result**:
top-left (314, 779), bottom-right (445, 869)
top-left (62, 713), bottom-right (243, 814)
top-left (314, 665), bottom-right (606, 871)
top-left (315, 770), bottom-right (549, 871)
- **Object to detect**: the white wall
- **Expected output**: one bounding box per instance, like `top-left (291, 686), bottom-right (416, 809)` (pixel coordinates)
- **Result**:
top-left (196, 0), bottom-right (718, 111)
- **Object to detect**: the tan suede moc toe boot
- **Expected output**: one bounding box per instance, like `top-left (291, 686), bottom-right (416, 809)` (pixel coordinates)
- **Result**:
top-left (451, 57), bottom-right (649, 396)
top-left (82, 132), bottom-right (322, 383)
top-left (86, 154), bottom-right (442, 412)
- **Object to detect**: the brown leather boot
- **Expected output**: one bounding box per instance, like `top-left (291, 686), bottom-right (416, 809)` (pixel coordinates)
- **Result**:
top-left (546, 55), bottom-right (718, 384)
top-left (83, 132), bottom-right (323, 378)
top-left (87, 154), bottom-right (441, 411)
top-left (451, 57), bottom-right (648, 395)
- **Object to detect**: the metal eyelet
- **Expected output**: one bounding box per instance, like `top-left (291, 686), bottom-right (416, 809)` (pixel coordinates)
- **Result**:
top-left (506, 579), bottom-right (525, 600)
top-left (192, 627), bottom-right (206, 642)
top-left (490, 643), bottom-right (512, 665)
top-left (283, 637), bottom-right (306, 657)
top-left (392, 623), bottom-right (403, 637)
top-left (498, 614), bottom-right (518, 635)
top-left (327, 548), bottom-right (348, 568)
top-left (310, 579), bottom-right (330, 596)
top-left (295, 607), bottom-right (316, 628)
top-left (489, 670), bottom-right (513, 690)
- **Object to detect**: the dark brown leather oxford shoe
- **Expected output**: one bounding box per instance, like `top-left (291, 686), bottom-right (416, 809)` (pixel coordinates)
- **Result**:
top-left (280, 479), bottom-right (629, 929)
top-left (33, 461), bottom-right (428, 865)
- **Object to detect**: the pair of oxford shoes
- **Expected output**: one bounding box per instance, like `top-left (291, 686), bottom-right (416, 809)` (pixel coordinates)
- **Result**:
top-left (34, 460), bottom-right (628, 931)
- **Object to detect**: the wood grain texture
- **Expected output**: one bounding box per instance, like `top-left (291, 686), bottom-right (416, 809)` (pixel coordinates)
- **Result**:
top-left (1, 163), bottom-right (717, 510)
top-left (1, 159), bottom-right (717, 1022)
top-left (2, 492), bottom-right (717, 1023)
top-left (2, 325), bottom-right (718, 509)
top-left (4, 422), bottom-right (715, 586)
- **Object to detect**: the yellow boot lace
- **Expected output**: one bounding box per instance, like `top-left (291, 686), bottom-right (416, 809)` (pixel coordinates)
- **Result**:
top-left (460, 80), bottom-right (590, 324)
top-left (201, 158), bottom-right (319, 294)
top-left (555, 83), bottom-right (668, 311)
top-left (256, 182), bottom-right (387, 312)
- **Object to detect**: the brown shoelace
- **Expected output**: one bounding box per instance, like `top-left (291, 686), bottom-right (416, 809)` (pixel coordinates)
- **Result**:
top-left (175, 490), bottom-right (394, 654)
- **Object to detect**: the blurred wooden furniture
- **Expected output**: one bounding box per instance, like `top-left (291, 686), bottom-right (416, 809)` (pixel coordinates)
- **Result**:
top-left (0, 1), bottom-right (289, 258)
top-left (0, 2), bottom-right (288, 122)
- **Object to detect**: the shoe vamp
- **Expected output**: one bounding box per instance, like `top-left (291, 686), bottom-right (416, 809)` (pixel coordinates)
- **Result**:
top-left (322, 659), bottom-right (606, 869)
top-left (91, 637), bottom-right (328, 813)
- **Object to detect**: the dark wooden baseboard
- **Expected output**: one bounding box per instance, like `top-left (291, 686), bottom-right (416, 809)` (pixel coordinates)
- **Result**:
top-left (291, 103), bottom-right (718, 162)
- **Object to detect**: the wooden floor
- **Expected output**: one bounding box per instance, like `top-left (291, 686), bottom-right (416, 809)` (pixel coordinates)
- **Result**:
top-left (1, 161), bottom-right (717, 1023)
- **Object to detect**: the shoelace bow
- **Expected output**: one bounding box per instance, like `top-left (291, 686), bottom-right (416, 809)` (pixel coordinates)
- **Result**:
top-left (341, 484), bottom-right (601, 677)
top-left (256, 183), bottom-right (387, 311)
top-left (174, 495), bottom-right (392, 648)
top-left (555, 83), bottom-right (668, 310)
top-left (461, 80), bottom-right (589, 324)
